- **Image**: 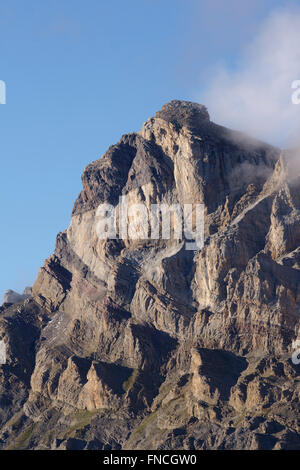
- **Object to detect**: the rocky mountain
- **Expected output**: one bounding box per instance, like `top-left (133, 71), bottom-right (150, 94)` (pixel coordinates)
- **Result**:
top-left (1, 100), bottom-right (300, 450)
top-left (2, 288), bottom-right (32, 306)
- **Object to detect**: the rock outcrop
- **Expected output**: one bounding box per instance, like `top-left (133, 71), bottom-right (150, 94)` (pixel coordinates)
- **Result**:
top-left (1, 100), bottom-right (300, 450)
top-left (2, 287), bottom-right (32, 306)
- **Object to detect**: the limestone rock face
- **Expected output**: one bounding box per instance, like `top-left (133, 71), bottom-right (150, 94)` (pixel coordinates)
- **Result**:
top-left (1, 100), bottom-right (300, 450)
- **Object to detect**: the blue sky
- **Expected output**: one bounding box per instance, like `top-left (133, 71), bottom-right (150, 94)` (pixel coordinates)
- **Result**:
top-left (0, 0), bottom-right (297, 300)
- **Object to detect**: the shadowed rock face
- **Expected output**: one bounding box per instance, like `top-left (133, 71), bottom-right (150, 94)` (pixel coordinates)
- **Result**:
top-left (1, 100), bottom-right (300, 450)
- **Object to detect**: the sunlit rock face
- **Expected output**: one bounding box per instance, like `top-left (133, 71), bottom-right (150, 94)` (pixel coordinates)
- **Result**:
top-left (1, 100), bottom-right (300, 450)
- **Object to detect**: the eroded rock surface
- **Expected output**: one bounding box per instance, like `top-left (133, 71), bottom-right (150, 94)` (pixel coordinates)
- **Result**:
top-left (1, 100), bottom-right (300, 450)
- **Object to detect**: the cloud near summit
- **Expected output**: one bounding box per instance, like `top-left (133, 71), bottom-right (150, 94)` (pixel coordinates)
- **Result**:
top-left (201, 7), bottom-right (300, 146)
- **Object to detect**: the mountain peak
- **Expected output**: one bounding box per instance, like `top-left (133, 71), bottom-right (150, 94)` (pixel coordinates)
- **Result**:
top-left (155, 100), bottom-right (210, 130)
top-left (2, 101), bottom-right (300, 451)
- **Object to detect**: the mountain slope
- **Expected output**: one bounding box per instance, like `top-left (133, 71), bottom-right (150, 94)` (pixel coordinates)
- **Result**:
top-left (1, 100), bottom-right (300, 450)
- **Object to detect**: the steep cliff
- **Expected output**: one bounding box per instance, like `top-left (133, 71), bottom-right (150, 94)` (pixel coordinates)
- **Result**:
top-left (1, 100), bottom-right (300, 450)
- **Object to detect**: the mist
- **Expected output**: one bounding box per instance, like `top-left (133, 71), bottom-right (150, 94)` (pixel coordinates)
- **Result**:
top-left (201, 7), bottom-right (300, 147)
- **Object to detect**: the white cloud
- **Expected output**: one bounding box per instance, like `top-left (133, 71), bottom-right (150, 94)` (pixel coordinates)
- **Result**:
top-left (201, 7), bottom-right (300, 146)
